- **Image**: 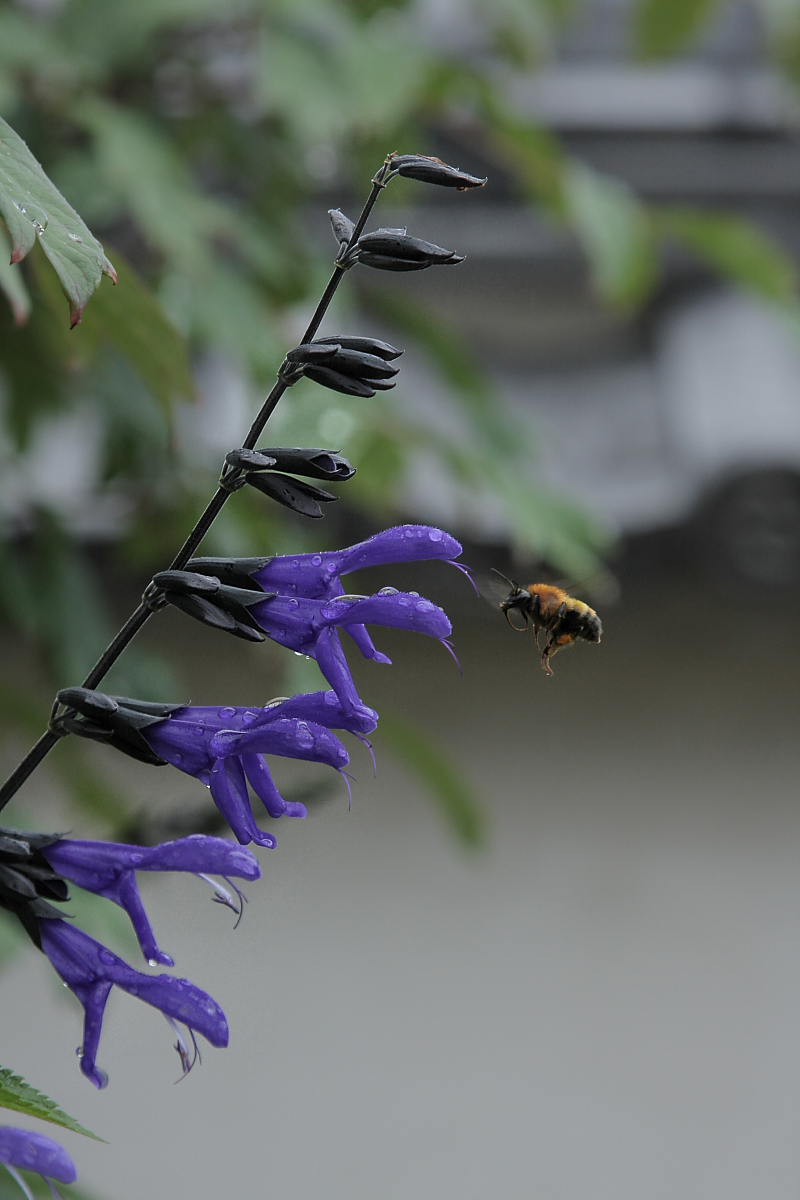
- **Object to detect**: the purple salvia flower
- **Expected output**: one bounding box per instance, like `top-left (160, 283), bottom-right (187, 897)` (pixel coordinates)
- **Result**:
top-left (192, 523), bottom-right (466, 666)
top-left (141, 700), bottom-right (357, 846)
top-left (42, 835), bottom-right (260, 966)
top-left (246, 591), bottom-right (453, 712)
top-left (0, 1126), bottom-right (77, 1199)
top-left (39, 919), bottom-right (228, 1089)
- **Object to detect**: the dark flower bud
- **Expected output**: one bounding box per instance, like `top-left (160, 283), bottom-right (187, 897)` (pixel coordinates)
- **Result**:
top-left (329, 208), bottom-right (355, 246)
top-left (245, 472), bottom-right (337, 519)
top-left (302, 365), bottom-right (379, 397)
top-left (314, 335), bottom-right (402, 361)
top-left (53, 689), bottom-right (185, 766)
top-left (187, 557), bottom-right (272, 589)
top-left (0, 825), bottom-right (68, 948)
top-left (224, 449), bottom-right (278, 472)
top-left (285, 343), bottom-right (341, 365)
top-left (252, 448), bottom-right (356, 482)
top-left (356, 228), bottom-right (464, 271)
top-left (150, 571), bottom-right (273, 641)
top-left (388, 154), bottom-right (487, 190)
top-left (322, 348), bottom-right (399, 381)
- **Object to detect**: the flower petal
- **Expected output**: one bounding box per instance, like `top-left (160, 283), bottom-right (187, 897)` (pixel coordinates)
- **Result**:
top-left (209, 759), bottom-right (277, 849)
top-left (0, 1128), bottom-right (77, 1186)
top-left (242, 754), bottom-right (306, 819)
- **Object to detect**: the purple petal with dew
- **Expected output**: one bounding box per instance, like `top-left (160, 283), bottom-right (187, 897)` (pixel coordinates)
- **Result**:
top-left (39, 920), bottom-right (228, 1089)
top-left (342, 622), bottom-right (392, 664)
top-left (242, 754), bottom-right (307, 819)
top-left (321, 593), bottom-right (452, 639)
top-left (0, 1128), bottom-right (77, 1186)
top-left (251, 525), bottom-right (463, 599)
top-left (255, 690), bottom-right (378, 736)
top-left (209, 758), bottom-right (277, 848)
top-left (314, 627), bottom-right (367, 712)
top-left (210, 717), bottom-right (349, 770)
top-left (333, 525), bottom-right (463, 575)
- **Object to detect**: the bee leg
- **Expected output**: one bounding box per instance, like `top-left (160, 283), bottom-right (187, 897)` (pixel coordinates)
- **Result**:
top-left (533, 620), bottom-right (542, 650)
top-left (541, 645), bottom-right (555, 676)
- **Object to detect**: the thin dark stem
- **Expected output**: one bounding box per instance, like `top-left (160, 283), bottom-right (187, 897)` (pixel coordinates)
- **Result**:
top-left (0, 171), bottom-right (389, 812)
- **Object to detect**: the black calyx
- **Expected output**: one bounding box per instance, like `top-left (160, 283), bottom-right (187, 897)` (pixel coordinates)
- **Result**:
top-left (354, 228), bottom-right (464, 272)
top-left (0, 826), bottom-right (69, 949)
top-left (386, 154), bottom-right (487, 191)
top-left (280, 336), bottom-right (402, 398)
top-left (224, 447), bottom-right (356, 518)
top-left (328, 208), bottom-right (355, 247)
top-left (185, 556), bottom-right (272, 590)
top-left (150, 571), bottom-right (273, 642)
top-left (52, 688), bottom-right (185, 765)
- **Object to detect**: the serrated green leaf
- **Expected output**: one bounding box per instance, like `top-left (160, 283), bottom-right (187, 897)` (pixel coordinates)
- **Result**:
top-left (656, 206), bottom-right (798, 302)
top-left (0, 223), bottom-right (30, 325)
top-left (633, 0), bottom-right (719, 58)
top-left (0, 1069), bottom-right (103, 1142)
top-left (0, 117), bottom-right (116, 327)
top-left (378, 712), bottom-right (486, 849)
top-left (563, 160), bottom-right (658, 305)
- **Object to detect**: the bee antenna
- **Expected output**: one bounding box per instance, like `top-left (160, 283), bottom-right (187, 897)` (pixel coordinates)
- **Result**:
top-left (491, 567), bottom-right (519, 590)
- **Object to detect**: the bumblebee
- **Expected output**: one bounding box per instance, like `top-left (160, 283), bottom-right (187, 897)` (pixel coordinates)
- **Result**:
top-left (493, 570), bottom-right (602, 676)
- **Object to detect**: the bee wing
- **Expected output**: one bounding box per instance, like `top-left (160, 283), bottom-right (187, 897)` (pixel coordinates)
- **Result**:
top-left (475, 571), bottom-right (515, 607)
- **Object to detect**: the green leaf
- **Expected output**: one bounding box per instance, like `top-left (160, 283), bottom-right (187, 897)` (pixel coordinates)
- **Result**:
top-left (0, 224), bottom-right (30, 325)
top-left (563, 160), bottom-right (658, 305)
top-left (377, 712), bottom-right (486, 849)
top-left (0, 116), bottom-right (116, 326)
top-left (0, 1069), bottom-right (104, 1141)
top-left (633, 0), bottom-right (720, 59)
top-left (656, 206), bottom-right (798, 302)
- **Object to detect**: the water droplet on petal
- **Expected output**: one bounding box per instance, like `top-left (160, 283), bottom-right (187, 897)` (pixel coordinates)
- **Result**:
top-left (68, 233), bottom-right (83, 243)
top-left (295, 722), bottom-right (315, 749)
top-left (194, 726), bottom-right (205, 737)
top-left (292, 559), bottom-right (300, 567)
top-left (326, 562), bottom-right (336, 573)
top-left (338, 747), bottom-right (348, 759)
top-left (288, 598), bottom-right (298, 609)
top-left (416, 600), bottom-right (434, 612)
top-left (148, 959), bottom-right (158, 967)
top-left (219, 707), bottom-right (236, 718)
top-left (409, 591), bottom-right (420, 597)
top-left (428, 528), bottom-right (443, 542)
top-left (324, 690), bottom-right (338, 705)
top-left (398, 596), bottom-right (411, 606)
top-left (293, 651), bottom-right (304, 657)
top-left (379, 586), bottom-right (399, 595)
top-left (321, 605), bottom-right (337, 619)
top-left (130, 853), bottom-right (143, 864)
top-left (242, 710), bottom-right (259, 726)
top-left (173, 753), bottom-right (182, 764)
top-left (312, 555), bottom-right (322, 566)
top-left (404, 528), bottom-right (415, 538)
top-left (75, 1046), bottom-right (83, 1057)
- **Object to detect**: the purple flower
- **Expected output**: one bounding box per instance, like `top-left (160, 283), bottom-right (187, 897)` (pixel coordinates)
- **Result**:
top-left (39, 919), bottom-right (228, 1089)
top-left (192, 523), bottom-right (466, 667)
top-left (246, 591), bottom-right (453, 712)
top-left (141, 694), bottom-right (366, 847)
top-left (43, 835), bottom-right (260, 967)
top-left (0, 1126), bottom-right (77, 1199)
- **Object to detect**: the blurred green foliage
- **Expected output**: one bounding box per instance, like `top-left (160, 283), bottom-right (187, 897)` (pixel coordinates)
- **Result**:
top-left (0, 0), bottom-right (799, 855)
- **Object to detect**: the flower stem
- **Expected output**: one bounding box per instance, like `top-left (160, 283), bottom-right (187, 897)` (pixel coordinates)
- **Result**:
top-left (0, 174), bottom-right (387, 812)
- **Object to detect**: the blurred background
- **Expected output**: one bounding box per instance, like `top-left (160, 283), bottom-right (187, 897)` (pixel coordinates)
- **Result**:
top-left (3, 0), bottom-right (800, 1196)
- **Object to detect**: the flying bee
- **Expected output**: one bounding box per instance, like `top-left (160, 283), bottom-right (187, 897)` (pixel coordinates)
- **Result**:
top-left (490, 569), bottom-right (602, 676)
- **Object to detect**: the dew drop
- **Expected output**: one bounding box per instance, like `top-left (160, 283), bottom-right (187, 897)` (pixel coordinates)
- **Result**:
top-left (404, 528), bottom-right (415, 538)
top-left (279, 628), bottom-right (286, 636)
top-left (293, 651), bottom-right (304, 657)
top-left (130, 853), bottom-right (143, 864)
top-left (62, 981), bottom-right (69, 987)
top-left (194, 726), bottom-right (205, 737)
top-left (338, 747), bottom-right (348, 759)
top-left (148, 959), bottom-right (158, 968)
top-left (173, 753), bottom-right (183, 764)
top-left (287, 598), bottom-right (299, 609)
top-left (326, 562), bottom-right (336, 573)
top-left (324, 690), bottom-right (338, 705)
top-left (409, 591), bottom-right (420, 597)
top-left (98, 948), bottom-right (115, 964)
top-left (379, 586), bottom-right (399, 595)
top-left (312, 555), bottom-right (322, 566)
top-left (321, 605), bottom-right (337, 619)
top-left (295, 722), bottom-right (315, 749)
top-left (242, 710), bottom-right (259, 726)
top-left (416, 600), bottom-right (434, 612)
top-left (75, 1046), bottom-right (83, 1057)
top-left (219, 706), bottom-right (236, 717)
top-left (398, 596), bottom-right (411, 606)
top-left (292, 559), bottom-right (300, 568)
top-left (68, 233), bottom-right (83, 243)
top-left (428, 528), bottom-right (443, 542)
